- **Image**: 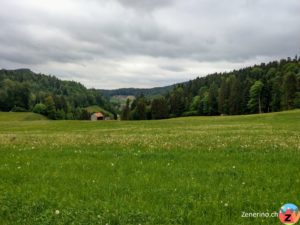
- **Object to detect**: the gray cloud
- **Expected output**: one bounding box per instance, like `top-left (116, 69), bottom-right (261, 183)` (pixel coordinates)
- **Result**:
top-left (116, 0), bottom-right (173, 11)
top-left (0, 0), bottom-right (299, 88)
top-left (160, 65), bottom-right (185, 72)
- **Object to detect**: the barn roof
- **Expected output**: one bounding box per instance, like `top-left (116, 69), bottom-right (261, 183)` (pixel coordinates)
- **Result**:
top-left (93, 112), bottom-right (104, 117)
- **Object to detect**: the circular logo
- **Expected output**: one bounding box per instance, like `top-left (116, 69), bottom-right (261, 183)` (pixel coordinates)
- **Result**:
top-left (279, 203), bottom-right (300, 224)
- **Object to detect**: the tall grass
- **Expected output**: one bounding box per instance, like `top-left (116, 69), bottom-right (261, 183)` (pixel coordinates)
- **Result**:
top-left (0, 110), bottom-right (299, 224)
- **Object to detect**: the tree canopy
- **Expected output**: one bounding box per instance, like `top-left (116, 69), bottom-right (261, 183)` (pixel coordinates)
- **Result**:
top-left (121, 56), bottom-right (300, 120)
top-left (0, 69), bottom-right (115, 119)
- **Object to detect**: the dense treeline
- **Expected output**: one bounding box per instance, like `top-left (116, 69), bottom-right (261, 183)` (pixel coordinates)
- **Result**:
top-left (122, 57), bottom-right (300, 120)
top-left (0, 69), bottom-right (115, 119)
top-left (100, 85), bottom-right (175, 98)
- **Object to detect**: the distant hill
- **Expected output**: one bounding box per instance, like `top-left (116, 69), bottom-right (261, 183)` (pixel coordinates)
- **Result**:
top-left (0, 69), bottom-right (115, 119)
top-left (99, 85), bottom-right (175, 98)
top-left (1, 56), bottom-right (299, 121)
top-left (0, 112), bottom-right (48, 121)
top-left (120, 56), bottom-right (300, 120)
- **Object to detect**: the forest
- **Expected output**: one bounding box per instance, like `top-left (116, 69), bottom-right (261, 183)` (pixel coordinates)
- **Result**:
top-left (0, 69), bottom-right (116, 119)
top-left (121, 56), bottom-right (300, 120)
top-left (1, 57), bottom-right (300, 120)
top-left (100, 85), bottom-right (175, 98)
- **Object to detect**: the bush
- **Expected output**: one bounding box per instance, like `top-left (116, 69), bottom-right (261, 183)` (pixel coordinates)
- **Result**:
top-left (182, 111), bottom-right (198, 117)
top-left (168, 114), bottom-right (177, 118)
top-left (33, 103), bottom-right (47, 115)
top-left (11, 106), bottom-right (28, 112)
top-left (294, 92), bottom-right (300, 108)
top-left (66, 113), bottom-right (74, 120)
top-left (55, 109), bottom-right (66, 120)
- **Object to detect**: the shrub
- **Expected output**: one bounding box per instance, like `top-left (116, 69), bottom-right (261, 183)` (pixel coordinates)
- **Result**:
top-left (33, 103), bottom-right (47, 115)
top-left (182, 111), bottom-right (198, 117)
top-left (11, 106), bottom-right (28, 112)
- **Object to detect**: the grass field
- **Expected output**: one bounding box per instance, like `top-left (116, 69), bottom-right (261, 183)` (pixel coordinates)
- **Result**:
top-left (0, 111), bottom-right (300, 225)
top-left (0, 112), bottom-right (47, 122)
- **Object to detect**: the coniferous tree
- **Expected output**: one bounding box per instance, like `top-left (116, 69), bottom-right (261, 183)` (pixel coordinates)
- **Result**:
top-left (151, 97), bottom-right (169, 119)
top-left (270, 75), bottom-right (282, 112)
top-left (130, 95), bottom-right (147, 120)
top-left (208, 82), bottom-right (219, 115)
top-left (294, 92), bottom-right (300, 108)
top-left (121, 99), bottom-right (130, 120)
top-left (169, 86), bottom-right (185, 116)
top-left (228, 76), bottom-right (242, 115)
top-left (218, 78), bottom-right (230, 114)
top-left (135, 99), bottom-right (147, 120)
top-left (283, 72), bottom-right (297, 109)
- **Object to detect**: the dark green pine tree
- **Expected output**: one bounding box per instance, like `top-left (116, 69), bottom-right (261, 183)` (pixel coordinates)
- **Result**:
top-left (151, 97), bottom-right (169, 119)
top-left (218, 78), bottom-right (230, 115)
top-left (130, 95), bottom-right (147, 120)
top-left (135, 99), bottom-right (147, 120)
top-left (283, 72), bottom-right (297, 109)
top-left (270, 74), bottom-right (282, 112)
top-left (121, 98), bottom-right (131, 120)
top-left (228, 76), bottom-right (242, 115)
top-left (169, 86), bottom-right (186, 117)
top-left (208, 82), bottom-right (219, 115)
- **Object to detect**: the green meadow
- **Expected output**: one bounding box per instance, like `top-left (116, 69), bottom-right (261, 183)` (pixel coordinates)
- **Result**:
top-left (0, 110), bottom-right (300, 225)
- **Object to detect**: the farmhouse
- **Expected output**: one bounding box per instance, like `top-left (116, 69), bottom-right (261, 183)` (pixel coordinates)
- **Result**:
top-left (91, 112), bottom-right (104, 121)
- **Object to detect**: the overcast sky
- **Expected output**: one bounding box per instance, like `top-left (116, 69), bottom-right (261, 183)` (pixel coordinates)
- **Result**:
top-left (0, 0), bottom-right (299, 89)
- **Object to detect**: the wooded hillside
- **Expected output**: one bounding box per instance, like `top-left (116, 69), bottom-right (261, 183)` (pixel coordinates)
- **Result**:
top-left (0, 69), bottom-right (115, 119)
top-left (122, 57), bottom-right (300, 120)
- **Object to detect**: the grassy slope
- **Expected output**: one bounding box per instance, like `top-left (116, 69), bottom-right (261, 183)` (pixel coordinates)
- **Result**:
top-left (0, 110), bottom-right (299, 224)
top-left (0, 112), bottom-right (47, 121)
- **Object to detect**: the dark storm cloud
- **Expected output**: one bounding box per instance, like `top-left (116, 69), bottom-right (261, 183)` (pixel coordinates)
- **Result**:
top-left (0, 0), bottom-right (299, 88)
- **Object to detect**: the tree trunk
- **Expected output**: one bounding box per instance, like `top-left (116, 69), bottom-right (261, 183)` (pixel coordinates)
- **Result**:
top-left (258, 95), bottom-right (262, 114)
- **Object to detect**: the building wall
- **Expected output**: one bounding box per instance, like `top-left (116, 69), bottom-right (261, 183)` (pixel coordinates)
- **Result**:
top-left (91, 114), bottom-right (97, 121)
